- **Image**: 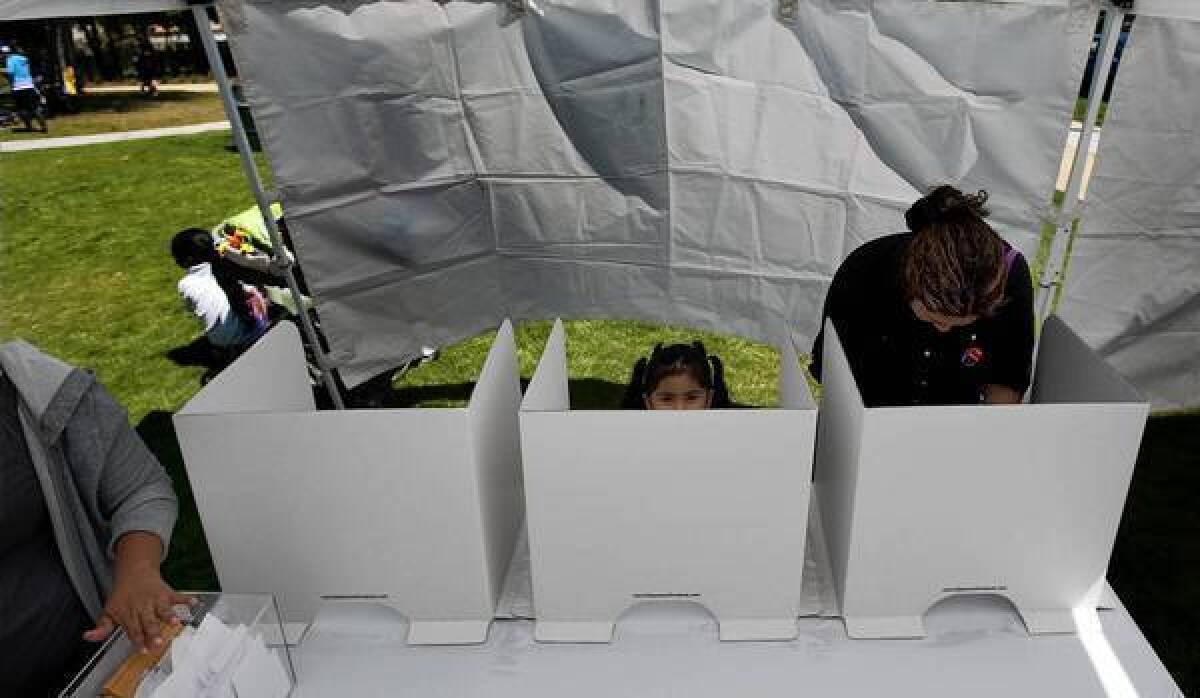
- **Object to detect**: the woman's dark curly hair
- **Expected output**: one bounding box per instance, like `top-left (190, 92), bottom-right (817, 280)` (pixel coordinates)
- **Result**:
top-left (903, 185), bottom-right (1010, 318)
top-left (620, 341), bottom-right (734, 409)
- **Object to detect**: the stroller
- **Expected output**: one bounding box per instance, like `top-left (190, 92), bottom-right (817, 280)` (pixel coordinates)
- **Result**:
top-left (0, 88), bottom-right (20, 129)
top-left (1, 80), bottom-right (49, 133)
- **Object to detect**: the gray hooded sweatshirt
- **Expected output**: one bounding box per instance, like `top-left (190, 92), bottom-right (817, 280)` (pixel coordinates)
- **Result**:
top-left (0, 340), bottom-right (177, 620)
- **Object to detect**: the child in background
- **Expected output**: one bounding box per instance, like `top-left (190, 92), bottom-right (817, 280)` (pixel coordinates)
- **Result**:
top-left (170, 228), bottom-right (270, 353)
top-left (621, 341), bottom-right (735, 410)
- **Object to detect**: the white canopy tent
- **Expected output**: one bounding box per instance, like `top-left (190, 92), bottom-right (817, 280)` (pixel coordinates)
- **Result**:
top-left (3, 0), bottom-right (1195, 408)
top-left (219, 0), bottom-right (1099, 390)
top-left (4, 3), bottom-right (1187, 694)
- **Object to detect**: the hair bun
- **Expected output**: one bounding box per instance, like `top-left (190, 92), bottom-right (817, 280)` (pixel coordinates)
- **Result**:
top-left (905, 185), bottom-right (989, 232)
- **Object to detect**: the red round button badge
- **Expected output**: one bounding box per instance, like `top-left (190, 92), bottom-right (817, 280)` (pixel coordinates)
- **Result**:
top-left (961, 346), bottom-right (984, 367)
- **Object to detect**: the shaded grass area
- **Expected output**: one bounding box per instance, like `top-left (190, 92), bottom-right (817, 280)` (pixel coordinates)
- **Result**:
top-left (1109, 413), bottom-right (1200, 694)
top-left (0, 133), bottom-right (1195, 693)
top-left (1, 91), bottom-right (225, 141)
top-left (0, 131), bottom-right (267, 590)
top-left (395, 319), bottom-right (783, 409)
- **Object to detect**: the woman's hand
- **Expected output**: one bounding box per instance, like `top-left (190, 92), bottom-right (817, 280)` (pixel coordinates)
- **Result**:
top-left (82, 531), bottom-right (194, 653)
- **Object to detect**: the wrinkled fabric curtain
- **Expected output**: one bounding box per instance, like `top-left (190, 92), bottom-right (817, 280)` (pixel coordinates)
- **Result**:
top-left (1059, 15), bottom-right (1200, 409)
top-left (220, 0), bottom-right (1091, 386)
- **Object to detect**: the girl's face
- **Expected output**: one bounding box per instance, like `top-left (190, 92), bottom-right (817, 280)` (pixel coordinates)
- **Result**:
top-left (644, 372), bottom-right (713, 410)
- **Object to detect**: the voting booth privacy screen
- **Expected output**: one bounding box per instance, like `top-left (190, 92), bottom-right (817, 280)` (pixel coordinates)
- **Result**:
top-left (174, 321), bottom-right (527, 645)
top-left (519, 320), bottom-right (818, 642)
top-left (218, 0), bottom-right (1105, 387)
top-left (814, 316), bottom-right (1149, 639)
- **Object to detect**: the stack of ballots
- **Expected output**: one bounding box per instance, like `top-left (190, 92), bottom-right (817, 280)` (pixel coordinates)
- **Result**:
top-left (63, 592), bottom-right (293, 698)
top-left (131, 613), bottom-right (292, 698)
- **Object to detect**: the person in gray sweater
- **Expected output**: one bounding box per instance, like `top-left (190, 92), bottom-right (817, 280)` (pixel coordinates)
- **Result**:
top-left (0, 340), bottom-right (191, 695)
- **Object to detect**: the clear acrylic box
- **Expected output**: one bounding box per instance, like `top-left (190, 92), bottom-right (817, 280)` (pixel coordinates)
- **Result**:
top-left (61, 591), bottom-right (295, 698)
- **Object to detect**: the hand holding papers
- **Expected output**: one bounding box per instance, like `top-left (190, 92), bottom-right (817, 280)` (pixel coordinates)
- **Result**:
top-left (93, 594), bottom-right (293, 698)
top-left (135, 614), bottom-right (291, 698)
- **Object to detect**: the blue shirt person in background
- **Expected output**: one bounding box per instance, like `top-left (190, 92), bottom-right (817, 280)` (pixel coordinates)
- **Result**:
top-left (2, 43), bottom-right (47, 133)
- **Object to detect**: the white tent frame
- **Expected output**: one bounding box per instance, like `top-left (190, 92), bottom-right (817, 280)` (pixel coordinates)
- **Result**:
top-left (1036, 1), bottom-right (1127, 320)
top-left (185, 1), bottom-right (346, 408)
top-left (1037, 0), bottom-right (1200, 320)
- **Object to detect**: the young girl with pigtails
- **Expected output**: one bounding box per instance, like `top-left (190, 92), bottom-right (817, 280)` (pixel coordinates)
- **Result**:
top-left (621, 341), bottom-right (736, 410)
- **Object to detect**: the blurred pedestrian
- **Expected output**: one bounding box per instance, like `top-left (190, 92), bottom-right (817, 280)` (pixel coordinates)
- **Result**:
top-left (134, 48), bottom-right (160, 97)
top-left (2, 43), bottom-right (47, 133)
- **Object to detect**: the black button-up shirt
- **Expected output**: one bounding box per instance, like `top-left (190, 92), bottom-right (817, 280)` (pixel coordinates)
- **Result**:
top-left (812, 233), bottom-right (1035, 407)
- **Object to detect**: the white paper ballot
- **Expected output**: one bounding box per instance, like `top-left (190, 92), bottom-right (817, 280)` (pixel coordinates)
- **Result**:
top-left (168, 626), bottom-right (195, 671)
top-left (210, 624), bottom-right (251, 679)
top-left (232, 638), bottom-right (293, 698)
top-left (151, 662), bottom-right (202, 698)
top-left (133, 667), bottom-right (167, 698)
top-left (193, 614), bottom-right (233, 674)
top-left (146, 613), bottom-right (291, 698)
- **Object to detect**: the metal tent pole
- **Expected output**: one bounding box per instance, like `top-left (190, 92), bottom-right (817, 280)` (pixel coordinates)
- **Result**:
top-left (191, 2), bottom-right (345, 408)
top-left (1035, 3), bottom-right (1126, 323)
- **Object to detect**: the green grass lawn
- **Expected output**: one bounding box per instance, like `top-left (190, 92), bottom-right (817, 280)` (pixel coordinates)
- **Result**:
top-left (0, 131), bottom-right (258, 592)
top-left (0, 133), bottom-right (1194, 693)
top-left (1, 91), bottom-right (226, 141)
top-left (395, 319), bottom-right (784, 409)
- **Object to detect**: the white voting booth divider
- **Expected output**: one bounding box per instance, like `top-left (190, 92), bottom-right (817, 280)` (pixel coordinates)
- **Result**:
top-left (519, 319), bottom-right (818, 643)
top-left (814, 315), bottom-right (1149, 640)
top-left (173, 320), bottom-right (525, 645)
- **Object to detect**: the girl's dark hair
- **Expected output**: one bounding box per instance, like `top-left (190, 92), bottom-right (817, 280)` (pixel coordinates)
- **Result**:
top-left (170, 227), bottom-right (257, 325)
top-left (903, 185), bottom-right (1009, 318)
top-left (621, 341), bottom-right (734, 409)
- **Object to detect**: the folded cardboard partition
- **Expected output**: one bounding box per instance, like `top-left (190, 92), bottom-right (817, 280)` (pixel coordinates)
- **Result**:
top-left (173, 320), bottom-right (525, 645)
top-left (520, 319), bottom-right (817, 643)
top-left (815, 315), bottom-right (1149, 639)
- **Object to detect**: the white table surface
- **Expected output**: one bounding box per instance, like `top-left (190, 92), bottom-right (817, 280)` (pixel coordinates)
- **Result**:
top-left (288, 593), bottom-right (1181, 698)
top-left (284, 509), bottom-right (1181, 698)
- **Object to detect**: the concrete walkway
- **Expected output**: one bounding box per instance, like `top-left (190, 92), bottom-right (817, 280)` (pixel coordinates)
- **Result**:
top-left (85, 83), bottom-right (219, 93)
top-left (3, 109), bottom-right (1101, 195)
top-left (0, 121), bottom-right (230, 153)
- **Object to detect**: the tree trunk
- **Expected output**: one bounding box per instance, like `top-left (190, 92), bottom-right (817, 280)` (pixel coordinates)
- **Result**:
top-left (80, 19), bottom-right (113, 81)
top-left (180, 11), bottom-right (210, 76)
top-left (136, 16), bottom-right (154, 53)
top-left (99, 16), bottom-right (129, 80)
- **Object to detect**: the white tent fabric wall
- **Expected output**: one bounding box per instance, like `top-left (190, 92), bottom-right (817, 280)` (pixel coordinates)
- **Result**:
top-left (791, 0), bottom-right (1094, 257)
top-left (1058, 15), bottom-right (1200, 409)
top-left (0, 1), bottom-right (186, 20)
top-left (219, 0), bottom-right (1093, 387)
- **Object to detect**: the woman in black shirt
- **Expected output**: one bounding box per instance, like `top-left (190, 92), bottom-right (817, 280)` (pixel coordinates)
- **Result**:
top-left (811, 186), bottom-right (1034, 407)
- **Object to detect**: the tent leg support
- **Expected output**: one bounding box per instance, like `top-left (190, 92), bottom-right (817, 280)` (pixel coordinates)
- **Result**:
top-left (192, 2), bottom-right (345, 409)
